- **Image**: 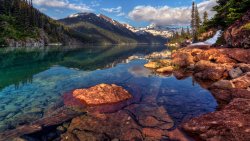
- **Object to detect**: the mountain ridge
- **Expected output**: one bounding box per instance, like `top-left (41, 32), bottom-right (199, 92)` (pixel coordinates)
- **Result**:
top-left (58, 12), bottom-right (168, 44)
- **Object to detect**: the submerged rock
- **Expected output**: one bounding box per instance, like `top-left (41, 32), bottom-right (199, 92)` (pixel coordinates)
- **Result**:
top-left (73, 84), bottom-right (132, 105)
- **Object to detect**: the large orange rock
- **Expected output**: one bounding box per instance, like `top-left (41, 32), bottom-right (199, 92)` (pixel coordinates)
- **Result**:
top-left (73, 84), bottom-right (132, 105)
top-left (172, 52), bottom-right (194, 68)
top-left (182, 98), bottom-right (250, 141)
top-left (194, 60), bottom-right (233, 81)
top-left (194, 49), bottom-right (236, 64)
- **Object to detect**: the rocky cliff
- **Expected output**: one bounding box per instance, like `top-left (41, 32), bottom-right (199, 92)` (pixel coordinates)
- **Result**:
top-left (224, 10), bottom-right (250, 48)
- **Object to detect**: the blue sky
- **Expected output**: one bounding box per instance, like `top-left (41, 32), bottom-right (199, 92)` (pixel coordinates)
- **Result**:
top-left (33, 0), bottom-right (217, 27)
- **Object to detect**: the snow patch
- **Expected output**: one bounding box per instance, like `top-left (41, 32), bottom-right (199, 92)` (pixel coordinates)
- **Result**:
top-left (69, 14), bottom-right (79, 18)
top-left (191, 30), bottom-right (222, 46)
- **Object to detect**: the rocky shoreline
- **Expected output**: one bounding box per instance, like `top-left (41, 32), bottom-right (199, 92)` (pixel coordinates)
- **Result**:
top-left (145, 45), bottom-right (250, 141)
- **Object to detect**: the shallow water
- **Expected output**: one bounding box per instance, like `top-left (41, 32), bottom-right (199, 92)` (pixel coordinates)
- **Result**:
top-left (0, 45), bottom-right (217, 133)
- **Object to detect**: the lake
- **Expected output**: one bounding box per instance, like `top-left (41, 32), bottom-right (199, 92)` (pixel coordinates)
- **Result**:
top-left (0, 45), bottom-right (217, 136)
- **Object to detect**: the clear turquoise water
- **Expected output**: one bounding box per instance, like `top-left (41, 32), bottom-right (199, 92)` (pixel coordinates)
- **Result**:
top-left (0, 45), bottom-right (217, 132)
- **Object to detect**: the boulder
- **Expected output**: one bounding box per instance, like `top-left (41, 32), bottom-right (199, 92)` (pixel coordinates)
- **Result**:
top-left (229, 67), bottom-right (243, 79)
top-left (72, 84), bottom-right (132, 105)
top-left (210, 80), bottom-right (235, 89)
top-left (156, 66), bottom-right (174, 73)
top-left (194, 60), bottom-right (233, 81)
top-left (222, 48), bottom-right (250, 64)
top-left (172, 52), bottom-right (194, 68)
top-left (182, 98), bottom-right (250, 141)
top-left (158, 59), bottom-right (172, 66)
top-left (210, 88), bottom-right (250, 106)
top-left (231, 72), bottom-right (250, 89)
top-left (237, 63), bottom-right (250, 73)
top-left (144, 61), bottom-right (160, 69)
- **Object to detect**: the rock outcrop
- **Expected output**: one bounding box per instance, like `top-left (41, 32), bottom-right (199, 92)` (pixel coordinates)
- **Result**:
top-left (224, 10), bottom-right (250, 48)
top-left (171, 47), bottom-right (250, 81)
top-left (72, 84), bottom-right (132, 105)
top-left (182, 98), bottom-right (250, 141)
top-left (168, 45), bottom-right (250, 140)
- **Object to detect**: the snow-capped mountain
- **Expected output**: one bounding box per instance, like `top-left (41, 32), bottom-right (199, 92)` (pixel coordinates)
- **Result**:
top-left (123, 23), bottom-right (173, 38)
top-left (58, 13), bottom-right (168, 44)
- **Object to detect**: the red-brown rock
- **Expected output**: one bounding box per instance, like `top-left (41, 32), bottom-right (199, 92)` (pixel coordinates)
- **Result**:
top-left (237, 63), bottom-right (250, 73)
top-left (231, 72), bottom-right (250, 89)
top-left (224, 10), bottom-right (250, 48)
top-left (221, 48), bottom-right (250, 64)
top-left (194, 60), bottom-right (233, 81)
top-left (172, 52), bottom-right (194, 68)
top-left (210, 88), bottom-right (250, 107)
top-left (72, 84), bottom-right (132, 105)
top-left (182, 98), bottom-right (250, 141)
top-left (61, 111), bottom-right (143, 141)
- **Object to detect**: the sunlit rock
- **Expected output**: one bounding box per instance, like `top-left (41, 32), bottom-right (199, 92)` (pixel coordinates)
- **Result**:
top-left (156, 66), bottom-right (174, 73)
top-left (210, 80), bottom-right (235, 89)
top-left (231, 72), bottom-right (250, 89)
top-left (144, 61), bottom-right (160, 69)
top-left (73, 84), bottom-right (132, 105)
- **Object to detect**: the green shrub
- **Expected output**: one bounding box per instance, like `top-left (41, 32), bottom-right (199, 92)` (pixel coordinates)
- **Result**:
top-left (242, 22), bottom-right (250, 30)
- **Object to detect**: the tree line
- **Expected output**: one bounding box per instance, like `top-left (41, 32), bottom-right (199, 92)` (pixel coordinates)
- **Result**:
top-left (0, 0), bottom-right (75, 44)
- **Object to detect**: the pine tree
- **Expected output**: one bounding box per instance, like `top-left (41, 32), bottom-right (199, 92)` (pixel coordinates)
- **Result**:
top-left (191, 2), bottom-right (195, 33)
top-left (181, 28), bottom-right (185, 37)
top-left (186, 27), bottom-right (190, 36)
top-left (203, 11), bottom-right (208, 23)
top-left (194, 4), bottom-right (201, 31)
top-left (0, 0), bottom-right (5, 14)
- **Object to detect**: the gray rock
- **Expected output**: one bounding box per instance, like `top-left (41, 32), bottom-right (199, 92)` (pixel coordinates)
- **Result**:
top-left (210, 80), bottom-right (235, 89)
top-left (229, 67), bottom-right (243, 79)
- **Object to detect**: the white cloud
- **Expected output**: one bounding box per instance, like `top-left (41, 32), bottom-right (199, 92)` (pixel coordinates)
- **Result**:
top-left (101, 6), bottom-right (126, 17)
top-left (102, 6), bottom-right (122, 13)
top-left (128, 0), bottom-right (217, 26)
top-left (117, 12), bottom-right (126, 17)
top-left (33, 0), bottom-right (93, 12)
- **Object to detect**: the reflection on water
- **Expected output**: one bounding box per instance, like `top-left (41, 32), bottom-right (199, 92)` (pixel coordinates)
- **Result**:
top-left (0, 45), bottom-right (217, 134)
top-left (0, 45), bottom-right (165, 90)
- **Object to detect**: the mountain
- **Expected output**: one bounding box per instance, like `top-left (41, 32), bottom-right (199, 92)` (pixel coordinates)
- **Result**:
top-left (0, 0), bottom-right (93, 47)
top-left (123, 23), bottom-right (173, 38)
top-left (58, 13), bottom-right (167, 44)
top-left (0, 0), bottom-right (167, 47)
